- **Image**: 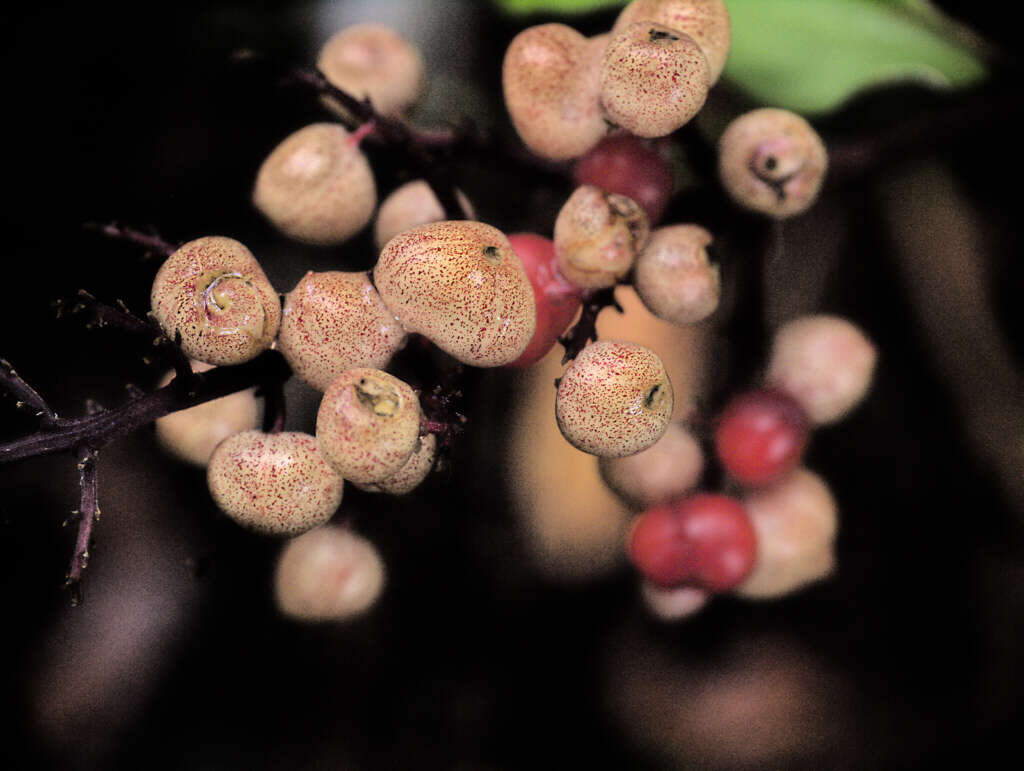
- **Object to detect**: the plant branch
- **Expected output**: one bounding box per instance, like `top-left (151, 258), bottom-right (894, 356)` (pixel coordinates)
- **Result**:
top-left (0, 358), bottom-right (59, 427)
top-left (66, 446), bottom-right (98, 606)
top-left (82, 222), bottom-right (178, 258)
top-left (558, 286), bottom-right (623, 364)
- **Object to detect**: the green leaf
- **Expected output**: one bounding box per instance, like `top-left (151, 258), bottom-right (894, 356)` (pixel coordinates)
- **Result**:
top-left (491, 0), bottom-right (627, 16)
top-left (723, 0), bottom-right (987, 114)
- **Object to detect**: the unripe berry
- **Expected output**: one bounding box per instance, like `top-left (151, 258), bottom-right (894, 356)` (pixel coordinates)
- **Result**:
top-left (277, 271), bottom-right (407, 392)
top-left (316, 368), bottom-right (421, 486)
top-left (766, 314), bottom-right (877, 425)
top-left (641, 581), bottom-right (708, 621)
top-left (627, 494), bottom-right (756, 591)
top-left (599, 421), bottom-right (704, 507)
top-left (718, 108), bottom-right (828, 219)
top-left (554, 185), bottom-right (650, 290)
top-left (556, 340), bottom-right (673, 458)
top-left (253, 123), bottom-right (376, 245)
top-left (613, 0), bottom-right (731, 85)
top-left (736, 468), bottom-right (838, 599)
top-left (573, 134), bottom-right (674, 224)
top-left (353, 432), bottom-right (436, 495)
top-left (502, 24), bottom-right (608, 161)
top-left (317, 24), bottom-right (424, 117)
top-left (714, 388), bottom-right (810, 487)
top-left (154, 361), bottom-right (262, 466)
top-left (634, 224), bottom-right (720, 326)
top-left (274, 526), bottom-right (385, 622)
top-left (374, 180), bottom-right (476, 251)
top-left (374, 220), bottom-right (536, 367)
top-left (599, 22), bottom-right (709, 138)
top-left (207, 430), bottom-right (344, 536)
top-left (150, 236), bottom-right (281, 366)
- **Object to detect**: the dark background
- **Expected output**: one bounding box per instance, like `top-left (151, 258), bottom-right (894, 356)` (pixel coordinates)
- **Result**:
top-left (3, 1), bottom-right (1021, 768)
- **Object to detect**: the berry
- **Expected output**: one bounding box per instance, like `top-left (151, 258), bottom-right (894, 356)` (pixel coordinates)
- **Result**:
top-left (573, 134), bottom-right (674, 224)
top-left (274, 526), bottom-right (386, 621)
top-left (641, 581), bottom-right (708, 621)
top-left (599, 421), bottom-right (704, 507)
top-left (627, 493), bottom-right (756, 591)
top-left (206, 430), bottom-right (344, 536)
top-left (373, 220), bottom-right (536, 367)
top-left (150, 236), bottom-right (281, 366)
top-left (599, 22), bottom-right (709, 138)
top-left (502, 24), bottom-right (608, 161)
top-left (554, 185), bottom-right (650, 290)
top-left (613, 0), bottom-right (732, 85)
top-left (714, 388), bottom-right (810, 486)
top-left (277, 271), bottom-right (407, 392)
top-left (374, 180), bottom-right (476, 251)
top-left (766, 314), bottom-right (877, 425)
top-left (154, 361), bottom-right (262, 466)
top-left (737, 468), bottom-right (838, 599)
top-left (354, 432), bottom-right (437, 495)
top-left (315, 368), bottom-right (422, 486)
top-left (506, 232), bottom-right (583, 368)
top-left (317, 24), bottom-right (424, 117)
top-left (718, 108), bottom-right (828, 219)
top-left (253, 123), bottom-right (376, 245)
top-left (633, 224), bottom-right (720, 326)
top-left (556, 340), bottom-right (673, 458)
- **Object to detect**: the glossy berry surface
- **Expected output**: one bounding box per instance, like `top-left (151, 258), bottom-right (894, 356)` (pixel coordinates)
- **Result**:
top-left (714, 388), bottom-right (810, 486)
top-left (573, 134), bottom-right (674, 224)
top-left (627, 494), bottom-right (757, 592)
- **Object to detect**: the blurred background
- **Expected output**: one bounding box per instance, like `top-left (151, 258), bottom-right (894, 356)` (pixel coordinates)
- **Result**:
top-left (2, 1), bottom-right (1021, 768)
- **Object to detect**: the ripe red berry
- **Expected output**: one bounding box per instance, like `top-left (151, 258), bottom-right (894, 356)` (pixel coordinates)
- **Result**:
top-left (714, 388), bottom-right (810, 486)
top-left (627, 493), bottom-right (757, 592)
top-left (572, 134), bottom-right (674, 224)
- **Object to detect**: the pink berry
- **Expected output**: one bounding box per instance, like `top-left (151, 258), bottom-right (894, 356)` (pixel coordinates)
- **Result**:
top-left (573, 134), bottom-right (674, 224)
top-left (206, 430), bottom-right (344, 536)
top-left (506, 232), bottom-right (583, 368)
top-left (714, 388), bottom-right (810, 486)
top-left (599, 421), bottom-right (704, 507)
top-left (374, 180), bottom-right (476, 251)
top-left (633, 224), bottom-right (720, 326)
top-left (277, 271), bottom-right (407, 392)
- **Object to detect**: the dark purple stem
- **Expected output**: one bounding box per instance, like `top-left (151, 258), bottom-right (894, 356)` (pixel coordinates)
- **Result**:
top-left (0, 358), bottom-right (59, 427)
top-left (557, 286), bottom-right (623, 365)
top-left (66, 446), bottom-right (98, 606)
top-left (82, 222), bottom-right (178, 258)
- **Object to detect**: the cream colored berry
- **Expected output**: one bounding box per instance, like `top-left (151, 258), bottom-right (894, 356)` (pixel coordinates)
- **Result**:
top-left (554, 185), bottom-right (650, 290)
top-left (502, 24), bottom-right (609, 161)
top-left (600, 22), bottom-right (709, 138)
top-left (275, 526), bottom-right (385, 621)
top-left (634, 224), bottom-right (720, 325)
top-left (374, 220), bottom-right (536, 367)
top-left (354, 432), bottom-right (437, 495)
top-left (718, 108), bottom-right (828, 219)
top-left (374, 180), bottom-right (476, 250)
top-left (766, 314), bottom-right (877, 425)
top-left (277, 271), bottom-right (407, 392)
top-left (556, 340), bottom-right (673, 457)
top-left (253, 123), bottom-right (376, 245)
top-left (150, 236), bottom-right (281, 366)
top-left (315, 368), bottom-right (421, 485)
top-left (736, 468), bottom-right (838, 599)
top-left (599, 421), bottom-right (703, 507)
top-left (613, 0), bottom-right (731, 85)
top-left (155, 361), bottom-right (262, 466)
top-left (207, 430), bottom-right (344, 536)
top-left (317, 24), bottom-right (424, 117)
top-left (641, 580), bottom-right (708, 621)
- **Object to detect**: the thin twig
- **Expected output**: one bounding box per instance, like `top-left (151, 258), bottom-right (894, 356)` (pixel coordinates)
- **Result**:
top-left (82, 222), bottom-right (178, 258)
top-left (0, 358), bottom-right (59, 427)
top-left (557, 287), bottom-right (623, 365)
top-left (66, 446), bottom-right (99, 606)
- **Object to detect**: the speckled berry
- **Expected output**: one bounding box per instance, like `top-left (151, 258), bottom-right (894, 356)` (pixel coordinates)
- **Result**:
top-left (207, 430), bottom-right (344, 536)
top-left (275, 525), bottom-right (385, 621)
top-left (737, 468), bottom-right (838, 599)
top-left (556, 340), bottom-right (673, 458)
top-left (613, 0), bottom-right (731, 85)
top-left (718, 108), bottom-right (828, 219)
top-left (316, 368), bottom-right (421, 485)
top-left (554, 185), bottom-right (650, 290)
top-left (150, 236), bottom-right (281, 366)
top-left (253, 123), bottom-right (376, 245)
top-left (599, 421), bottom-right (703, 507)
top-left (374, 220), bottom-right (536, 367)
top-left (374, 180), bottom-right (476, 250)
top-left (502, 24), bottom-right (609, 161)
top-left (317, 24), bottom-right (424, 117)
top-left (599, 22), bottom-right (709, 138)
top-left (634, 224), bottom-right (720, 326)
top-left (354, 432), bottom-right (437, 495)
top-left (155, 361), bottom-right (262, 466)
top-left (277, 271), bottom-right (407, 392)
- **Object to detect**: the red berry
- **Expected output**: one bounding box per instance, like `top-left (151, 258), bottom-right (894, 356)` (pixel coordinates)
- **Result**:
top-left (506, 233), bottom-right (583, 368)
top-left (628, 493), bottom-right (757, 592)
top-left (714, 388), bottom-right (810, 486)
top-left (573, 134), bottom-right (674, 223)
